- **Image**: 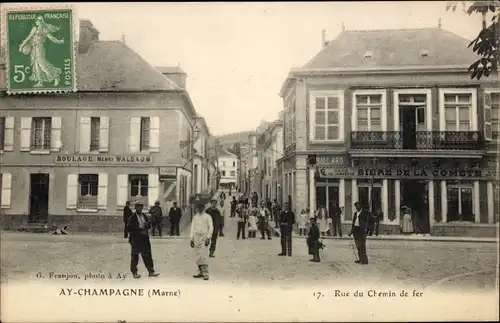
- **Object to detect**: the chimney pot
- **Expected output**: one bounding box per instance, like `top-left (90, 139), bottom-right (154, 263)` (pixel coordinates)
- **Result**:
top-left (321, 29), bottom-right (327, 48)
top-left (341, 22), bottom-right (345, 32)
top-left (438, 17), bottom-right (442, 29)
top-left (79, 19), bottom-right (100, 54)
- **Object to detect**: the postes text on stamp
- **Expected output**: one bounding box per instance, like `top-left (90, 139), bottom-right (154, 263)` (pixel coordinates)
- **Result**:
top-left (5, 8), bottom-right (75, 94)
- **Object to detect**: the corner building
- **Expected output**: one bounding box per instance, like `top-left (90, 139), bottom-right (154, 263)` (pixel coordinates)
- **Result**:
top-left (278, 27), bottom-right (499, 237)
top-left (0, 20), bottom-right (202, 231)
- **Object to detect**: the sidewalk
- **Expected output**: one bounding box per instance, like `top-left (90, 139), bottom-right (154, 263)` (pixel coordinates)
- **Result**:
top-left (269, 227), bottom-right (498, 243)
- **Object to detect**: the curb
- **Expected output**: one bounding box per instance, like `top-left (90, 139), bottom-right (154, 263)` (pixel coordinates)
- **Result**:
top-left (269, 227), bottom-right (498, 243)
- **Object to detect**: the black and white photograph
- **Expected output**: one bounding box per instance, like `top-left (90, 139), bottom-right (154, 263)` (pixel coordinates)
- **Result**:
top-left (0, 1), bottom-right (499, 322)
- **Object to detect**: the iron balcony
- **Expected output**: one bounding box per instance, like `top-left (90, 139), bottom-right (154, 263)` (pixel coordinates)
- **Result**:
top-left (350, 131), bottom-right (485, 150)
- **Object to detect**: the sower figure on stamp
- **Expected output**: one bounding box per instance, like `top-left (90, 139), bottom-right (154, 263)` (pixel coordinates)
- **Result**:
top-left (123, 201), bottom-right (133, 239)
top-left (348, 202), bottom-right (369, 265)
top-left (168, 202), bottom-right (182, 236)
top-left (127, 200), bottom-right (160, 278)
top-left (307, 217), bottom-right (321, 262)
top-left (149, 201), bottom-right (163, 237)
top-left (206, 199), bottom-right (222, 258)
top-left (190, 202), bottom-right (213, 281)
top-left (278, 202), bottom-right (295, 257)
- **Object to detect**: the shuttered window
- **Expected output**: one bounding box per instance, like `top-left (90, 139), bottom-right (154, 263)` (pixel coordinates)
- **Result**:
top-left (31, 117), bottom-right (51, 150)
top-left (140, 117), bottom-right (150, 151)
top-left (78, 174), bottom-right (99, 210)
top-left (90, 117), bottom-right (100, 151)
top-left (1, 173), bottom-right (12, 209)
top-left (0, 117), bottom-right (4, 151)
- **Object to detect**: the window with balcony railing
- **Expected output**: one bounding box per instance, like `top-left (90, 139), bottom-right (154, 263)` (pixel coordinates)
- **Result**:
top-left (484, 91), bottom-right (499, 141)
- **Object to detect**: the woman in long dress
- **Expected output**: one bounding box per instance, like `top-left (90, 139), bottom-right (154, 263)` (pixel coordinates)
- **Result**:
top-left (316, 205), bottom-right (328, 237)
top-left (18, 16), bottom-right (65, 87)
top-left (297, 209), bottom-right (308, 236)
top-left (400, 206), bottom-right (414, 234)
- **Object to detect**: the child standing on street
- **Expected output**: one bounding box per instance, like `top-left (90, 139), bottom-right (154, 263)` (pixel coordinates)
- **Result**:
top-left (298, 209), bottom-right (308, 236)
top-left (247, 208), bottom-right (258, 238)
top-left (190, 202), bottom-right (214, 281)
top-left (307, 217), bottom-right (321, 262)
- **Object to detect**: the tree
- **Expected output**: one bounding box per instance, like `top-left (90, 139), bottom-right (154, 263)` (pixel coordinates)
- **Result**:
top-left (447, 0), bottom-right (500, 79)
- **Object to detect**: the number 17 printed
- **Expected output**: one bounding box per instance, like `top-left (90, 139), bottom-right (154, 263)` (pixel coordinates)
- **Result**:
top-left (5, 8), bottom-right (75, 94)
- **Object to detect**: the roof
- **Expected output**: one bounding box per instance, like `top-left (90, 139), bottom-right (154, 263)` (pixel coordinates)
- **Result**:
top-left (76, 41), bottom-right (182, 91)
top-left (304, 28), bottom-right (477, 69)
top-left (156, 66), bottom-right (186, 75)
top-left (217, 146), bottom-right (237, 158)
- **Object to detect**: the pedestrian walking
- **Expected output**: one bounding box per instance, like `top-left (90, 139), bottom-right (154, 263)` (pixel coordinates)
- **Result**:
top-left (367, 208), bottom-right (381, 236)
top-left (247, 207), bottom-right (258, 238)
top-left (298, 209), bottom-right (308, 236)
top-left (401, 206), bottom-right (414, 235)
top-left (123, 201), bottom-right (132, 239)
top-left (236, 203), bottom-right (247, 239)
top-left (348, 202), bottom-right (369, 265)
top-left (218, 199), bottom-right (226, 236)
top-left (307, 217), bottom-right (321, 262)
top-left (316, 205), bottom-right (328, 237)
top-left (257, 201), bottom-right (272, 240)
top-left (272, 199), bottom-right (281, 229)
top-left (330, 202), bottom-right (343, 237)
top-left (206, 199), bottom-right (222, 258)
top-left (190, 202), bottom-right (214, 281)
top-left (168, 202), bottom-right (182, 236)
top-left (126, 200), bottom-right (159, 278)
top-left (278, 202), bottom-right (295, 257)
top-left (149, 201), bottom-right (163, 237)
top-left (230, 196), bottom-right (238, 218)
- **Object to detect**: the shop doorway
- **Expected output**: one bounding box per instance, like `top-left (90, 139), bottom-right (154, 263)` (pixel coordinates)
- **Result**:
top-left (29, 173), bottom-right (49, 223)
top-left (316, 182), bottom-right (340, 213)
top-left (400, 106), bottom-right (425, 149)
top-left (401, 180), bottom-right (429, 233)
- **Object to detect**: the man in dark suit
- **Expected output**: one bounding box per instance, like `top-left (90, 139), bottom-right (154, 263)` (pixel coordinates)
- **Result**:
top-left (349, 202), bottom-right (369, 265)
top-left (149, 201), bottom-right (163, 237)
top-left (278, 202), bottom-right (295, 257)
top-left (205, 199), bottom-right (222, 258)
top-left (123, 201), bottom-right (133, 239)
top-left (330, 201), bottom-right (343, 237)
top-left (126, 200), bottom-right (159, 278)
top-left (168, 202), bottom-right (182, 236)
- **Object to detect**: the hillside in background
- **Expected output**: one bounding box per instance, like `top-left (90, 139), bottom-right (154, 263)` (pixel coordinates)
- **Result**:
top-left (216, 130), bottom-right (254, 148)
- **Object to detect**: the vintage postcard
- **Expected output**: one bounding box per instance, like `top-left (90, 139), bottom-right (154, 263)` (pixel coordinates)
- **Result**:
top-left (0, 1), bottom-right (499, 322)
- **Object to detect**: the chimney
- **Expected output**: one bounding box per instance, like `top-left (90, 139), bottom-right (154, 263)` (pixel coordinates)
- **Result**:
top-left (438, 17), bottom-right (442, 29)
top-left (321, 29), bottom-right (329, 48)
top-left (121, 34), bottom-right (126, 44)
top-left (341, 22), bottom-right (345, 32)
top-left (157, 66), bottom-right (187, 89)
top-left (79, 19), bottom-right (100, 54)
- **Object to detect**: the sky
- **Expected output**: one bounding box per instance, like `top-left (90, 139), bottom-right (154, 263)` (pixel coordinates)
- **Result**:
top-left (70, 1), bottom-right (483, 136)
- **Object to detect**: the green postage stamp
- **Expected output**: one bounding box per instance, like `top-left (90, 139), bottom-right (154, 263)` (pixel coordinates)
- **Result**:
top-left (3, 6), bottom-right (76, 94)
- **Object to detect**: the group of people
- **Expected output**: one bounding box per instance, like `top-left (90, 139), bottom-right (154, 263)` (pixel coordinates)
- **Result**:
top-left (122, 200), bottom-right (184, 239)
top-left (295, 202), bottom-right (344, 237)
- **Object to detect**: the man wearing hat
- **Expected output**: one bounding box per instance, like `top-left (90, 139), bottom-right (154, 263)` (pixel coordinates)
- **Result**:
top-left (205, 199), bottom-right (222, 258)
top-left (149, 201), bottom-right (163, 237)
top-left (190, 201), bottom-right (214, 280)
top-left (168, 201), bottom-right (182, 236)
top-left (126, 200), bottom-right (160, 278)
top-left (348, 201), bottom-right (369, 265)
top-left (307, 217), bottom-right (321, 262)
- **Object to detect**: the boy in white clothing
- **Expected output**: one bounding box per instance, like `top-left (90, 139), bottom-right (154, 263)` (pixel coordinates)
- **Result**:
top-left (190, 202), bottom-right (214, 280)
top-left (247, 208), bottom-right (258, 238)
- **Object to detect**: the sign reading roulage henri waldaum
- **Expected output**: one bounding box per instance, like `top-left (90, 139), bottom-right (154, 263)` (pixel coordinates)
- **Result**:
top-left (5, 7), bottom-right (76, 94)
top-left (54, 155), bottom-right (153, 165)
top-left (319, 167), bottom-right (497, 179)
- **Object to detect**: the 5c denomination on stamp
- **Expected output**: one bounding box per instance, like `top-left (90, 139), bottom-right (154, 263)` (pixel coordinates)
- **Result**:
top-left (2, 5), bottom-right (76, 94)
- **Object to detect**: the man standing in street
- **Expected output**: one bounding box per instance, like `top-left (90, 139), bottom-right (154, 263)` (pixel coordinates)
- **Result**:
top-left (230, 196), bottom-right (238, 218)
top-left (218, 199), bottom-right (226, 236)
top-left (349, 202), bottom-right (369, 265)
top-left (257, 201), bottom-right (272, 240)
top-left (168, 201), bottom-right (182, 236)
top-left (278, 202), bottom-right (295, 257)
top-left (206, 199), bottom-right (222, 258)
top-left (149, 201), bottom-right (163, 237)
top-left (126, 200), bottom-right (159, 278)
top-left (272, 199), bottom-right (281, 229)
top-left (330, 201), bottom-right (343, 237)
top-left (123, 200), bottom-right (133, 239)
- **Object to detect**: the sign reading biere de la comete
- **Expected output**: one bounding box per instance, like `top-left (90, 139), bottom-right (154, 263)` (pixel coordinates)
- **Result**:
top-left (55, 155), bottom-right (153, 165)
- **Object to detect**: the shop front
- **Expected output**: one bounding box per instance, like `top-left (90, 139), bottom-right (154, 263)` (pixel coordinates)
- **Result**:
top-left (316, 157), bottom-right (498, 237)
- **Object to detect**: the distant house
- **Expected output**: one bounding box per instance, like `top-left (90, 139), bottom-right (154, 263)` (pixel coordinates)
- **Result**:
top-left (217, 147), bottom-right (238, 190)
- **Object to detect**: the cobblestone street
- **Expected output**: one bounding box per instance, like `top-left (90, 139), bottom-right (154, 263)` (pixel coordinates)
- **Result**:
top-left (1, 201), bottom-right (498, 291)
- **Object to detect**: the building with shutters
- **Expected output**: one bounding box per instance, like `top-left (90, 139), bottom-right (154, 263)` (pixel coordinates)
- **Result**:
top-left (0, 19), bottom-right (207, 231)
top-left (278, 26), bottom-right (499, 237)
top-left (256, 120), bottom-right (284, 204)
top-left (217, 147), bottom-right (238, 190)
